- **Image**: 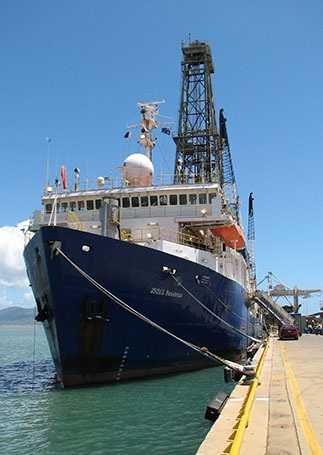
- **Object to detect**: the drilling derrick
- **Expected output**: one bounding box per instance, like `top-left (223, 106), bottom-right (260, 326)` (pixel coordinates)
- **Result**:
top-left (173, 40), bottom-right (221, 183)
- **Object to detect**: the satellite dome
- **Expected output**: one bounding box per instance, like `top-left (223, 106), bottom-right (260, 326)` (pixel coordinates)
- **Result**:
top-left (122, 153), bottom-right (154, 187)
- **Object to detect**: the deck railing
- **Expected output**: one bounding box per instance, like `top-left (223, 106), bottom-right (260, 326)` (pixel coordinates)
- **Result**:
top-left (43, 172), bottom-right (220, 195)
top-left (120, 226), bottom-right (220, 252)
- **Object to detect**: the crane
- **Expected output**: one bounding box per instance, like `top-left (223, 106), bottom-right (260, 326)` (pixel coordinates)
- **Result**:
top-left (248, 193), bottom-right (256, 288)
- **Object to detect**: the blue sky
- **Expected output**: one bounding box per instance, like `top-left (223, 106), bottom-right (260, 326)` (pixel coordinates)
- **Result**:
top-left (0, 0), bottom-right (322, 314)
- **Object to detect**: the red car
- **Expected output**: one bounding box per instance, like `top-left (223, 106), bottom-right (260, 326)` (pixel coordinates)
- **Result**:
top-left (279, 324), bottom-right (299, 340)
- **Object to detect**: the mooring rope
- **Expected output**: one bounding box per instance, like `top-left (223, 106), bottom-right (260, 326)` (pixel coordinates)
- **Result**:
top-left (54, 245), bottom-right (255, 375)
top-left (168, 274), bottom-right (261, 343)
top-left (200, 281), bottom-right (257, 328)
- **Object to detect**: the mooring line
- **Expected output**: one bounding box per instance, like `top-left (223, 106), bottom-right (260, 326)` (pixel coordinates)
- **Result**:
top-left (200, 281), bottom-right (256, 328)
top-left (169, 274), bottom-right (261, 343)
top-left (54, 245), bottom-right (255, 375)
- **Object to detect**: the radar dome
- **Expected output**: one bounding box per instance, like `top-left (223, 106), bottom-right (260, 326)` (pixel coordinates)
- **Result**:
top-left (122, 153), bottom-right (154, 187)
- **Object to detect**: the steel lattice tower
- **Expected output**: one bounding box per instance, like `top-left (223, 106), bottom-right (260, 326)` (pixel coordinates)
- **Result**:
top-left (173, 40), bottom-right (221, 183)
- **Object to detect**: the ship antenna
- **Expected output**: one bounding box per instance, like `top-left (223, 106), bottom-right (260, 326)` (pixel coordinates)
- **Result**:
top-left (126, 100), bottom-right (173, 161)
top-left (45, 137), bottom-right (52, 187)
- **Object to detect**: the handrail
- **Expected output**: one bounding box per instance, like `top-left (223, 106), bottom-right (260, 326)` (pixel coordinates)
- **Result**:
top-left (223, 340), bottom-right (269, 454)
top-left (43, 172), bottom-right (220, 195)
top-left (120, 225), bottom-right (219, 252)
top-left (66, 212), bottom-right (86, 231)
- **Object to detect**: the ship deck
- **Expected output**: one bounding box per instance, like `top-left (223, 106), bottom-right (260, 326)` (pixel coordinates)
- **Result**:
top-left (197, 334), bottom-right (323, 455)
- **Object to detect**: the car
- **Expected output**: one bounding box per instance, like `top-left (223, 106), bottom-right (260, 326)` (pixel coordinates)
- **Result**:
top-left (279, 324), bottom-right (299, 340)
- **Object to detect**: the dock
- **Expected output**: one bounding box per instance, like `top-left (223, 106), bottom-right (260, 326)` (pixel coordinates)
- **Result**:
top-left (197, 334), bottom-right (323, 455)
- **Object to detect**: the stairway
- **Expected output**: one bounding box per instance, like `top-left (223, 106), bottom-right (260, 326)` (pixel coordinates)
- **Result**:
top-left (253, 290), bottom-right (294, 325)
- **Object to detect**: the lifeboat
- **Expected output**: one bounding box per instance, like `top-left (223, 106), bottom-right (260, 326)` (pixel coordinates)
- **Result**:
top-left (210, 222), bottom-right (245, 249)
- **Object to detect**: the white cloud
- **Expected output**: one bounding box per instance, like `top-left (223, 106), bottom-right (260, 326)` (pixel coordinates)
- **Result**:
top-left (0, 221), bottom-right (30, 289)
top-left (0, 290), bottom-right (15, 308)
top-left (24, 289), bottom-right (34, 301)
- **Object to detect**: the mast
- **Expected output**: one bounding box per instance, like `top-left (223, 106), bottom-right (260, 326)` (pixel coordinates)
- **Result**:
top-left (127, 100), bottom-right (172, 161)
top-left (173, 40), bottom-right (221, 183)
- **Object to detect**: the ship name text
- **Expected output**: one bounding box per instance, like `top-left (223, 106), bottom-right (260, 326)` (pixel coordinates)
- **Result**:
top-left (149, 287), bottom-right (183, 298)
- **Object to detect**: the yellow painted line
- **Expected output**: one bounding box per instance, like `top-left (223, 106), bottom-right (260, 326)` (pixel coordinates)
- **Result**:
top-left (280, 343), bottom-right (322, 455)
top-left (222, 341), bottom-right (269, 455)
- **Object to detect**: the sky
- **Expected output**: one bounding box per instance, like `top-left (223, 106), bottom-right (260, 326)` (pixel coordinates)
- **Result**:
top-left (0, 0), bottom-right (322, 315)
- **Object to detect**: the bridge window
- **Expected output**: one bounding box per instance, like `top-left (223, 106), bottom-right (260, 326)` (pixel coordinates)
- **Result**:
top-left (95, 200), bottom-right (101, 209)
top-left (131, 196), bottom-right (139, 208)
top-left (169, 194), bottom-right (177, 205)
top-left (122, 197), bottom-right (130, 208)
top-left (87, 200), bottom-right (94, 211)
top-left (45, 203), bottom-right (52, 214)
top-left (61, 202), bottom-right (68, 212)
top-left (70, 201), bottom-right (76, 212)
top-left (199, 193), bottom-right (207, 204)
top-left (209, 193), bottom-right (216, 203)
top-left (179, 194), bottom-right (187, 205)
top-left (141, 196), bottom-right (148, 207)
top-left (56, 203), bottom-right (60, 213)
top-left (189, 194), bottom-right (197, 205)
top-left (150, 195), bottom-right (158, 206)
top-left (78, 201), bottom-right (85, 211)
top-left (159, 195), bottom-right (167, 206)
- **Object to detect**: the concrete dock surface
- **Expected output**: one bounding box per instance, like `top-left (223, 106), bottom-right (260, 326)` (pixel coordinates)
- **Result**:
top-left (197, 334), bottom-right (323, 455)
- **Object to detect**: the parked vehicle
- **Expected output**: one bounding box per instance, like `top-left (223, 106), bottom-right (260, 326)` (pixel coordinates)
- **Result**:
top-left (279, 324), bottom-right (299, 340)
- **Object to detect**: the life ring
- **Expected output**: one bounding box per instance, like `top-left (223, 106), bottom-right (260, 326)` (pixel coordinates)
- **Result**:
top-left (61, 165), bottom-right (67, 189)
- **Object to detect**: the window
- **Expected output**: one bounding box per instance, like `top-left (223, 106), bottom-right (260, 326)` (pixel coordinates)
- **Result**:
top-left (209, 193), bottom-right (216, 203)
top-left (159, 195), bottom-right (167, 206)
top-left (189, 194), bottom-right (197, 205)
top-left (122, 197), bottom-right (130, 208)
top-left (199, 193), bottom-right (207, 204)
top-left (70, 201), bottom-right (76, 212)
top-left (45, 203), bottom-right (52, 214)
top-left (61, 202), bottom-right (68, 212)
top-left (179, 194), bottom-right (187, 205)
top-left (87, 200), bottom-right (94, 211)
top-left (169, 194), bottom-right (177, 206)
top-left (78, 201), bottom-right (85, 211)
top-left (150, 195), bottom-right (158, 206)
top-left (140, 196), bottom-right (148, 207)
top-left (131, 196), bottom-right (139, 208)
top-left (95, 200), bottom-right (101, 210)
top-left (56, 203), bottom-right (60, 213)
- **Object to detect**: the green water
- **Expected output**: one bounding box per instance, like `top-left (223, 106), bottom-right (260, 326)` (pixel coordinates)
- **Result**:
top-left (0, 326), bottom-right (235, 455)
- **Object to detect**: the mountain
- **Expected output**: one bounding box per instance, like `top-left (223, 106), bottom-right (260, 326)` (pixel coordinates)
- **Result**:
top-left (0, 306), bottom-right (35, 325)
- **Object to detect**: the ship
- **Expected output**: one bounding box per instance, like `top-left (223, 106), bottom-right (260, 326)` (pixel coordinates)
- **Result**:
top-left (23, 40), bottom-right (262, 387)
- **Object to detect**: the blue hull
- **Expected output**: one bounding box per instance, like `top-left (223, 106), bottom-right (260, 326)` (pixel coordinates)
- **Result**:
top-left (24, 226), bottom-right (261, 386)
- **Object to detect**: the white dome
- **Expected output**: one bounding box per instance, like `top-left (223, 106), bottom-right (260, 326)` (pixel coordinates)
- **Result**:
top-left (122, 153), bottom-right (154, 187)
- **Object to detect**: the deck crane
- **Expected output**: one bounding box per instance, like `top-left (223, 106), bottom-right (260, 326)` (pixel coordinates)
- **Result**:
top-left (219, 109), bottom-right (241, 226)
top-left (248, 193), bottom-right (256, 289)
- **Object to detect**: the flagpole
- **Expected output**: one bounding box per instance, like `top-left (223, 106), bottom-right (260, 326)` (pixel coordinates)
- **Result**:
top-left (45, 137), bottom-right (52, 188)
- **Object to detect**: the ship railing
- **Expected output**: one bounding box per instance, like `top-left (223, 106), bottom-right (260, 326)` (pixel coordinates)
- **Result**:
top-left (66, 211), bottom-right (86, 231)
top-left (43, 172), bottom-right (220, 195)
top-left (120, 226), bottom-right (214, 252)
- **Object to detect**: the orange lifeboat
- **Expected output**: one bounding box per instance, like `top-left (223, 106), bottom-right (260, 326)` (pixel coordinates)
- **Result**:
top-left (210, 222), bottom-right (246, 249)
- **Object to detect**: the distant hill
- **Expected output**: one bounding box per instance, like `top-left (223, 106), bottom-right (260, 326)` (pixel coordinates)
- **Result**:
top-left (0, 306), bottom-right (35, 325)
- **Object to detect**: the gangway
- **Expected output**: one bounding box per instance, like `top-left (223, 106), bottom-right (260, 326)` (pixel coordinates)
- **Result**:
top-left (253, 290), bottom-right (294, 325)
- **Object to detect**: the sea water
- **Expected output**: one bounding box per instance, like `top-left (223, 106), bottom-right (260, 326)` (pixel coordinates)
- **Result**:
top-left (0, 326), bottom-right (235, 455)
